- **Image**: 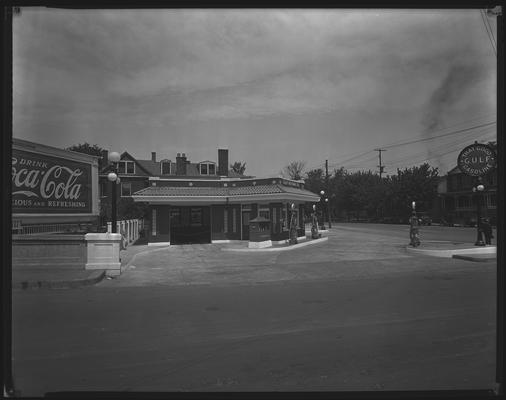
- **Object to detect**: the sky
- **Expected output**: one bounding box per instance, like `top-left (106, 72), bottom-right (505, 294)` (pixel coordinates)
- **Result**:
top-left (13, 8), bottom-right (497, 177)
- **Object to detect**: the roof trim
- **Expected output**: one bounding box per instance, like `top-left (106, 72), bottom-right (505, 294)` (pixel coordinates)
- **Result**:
top-left (132, 192), bottom-right (319, 204)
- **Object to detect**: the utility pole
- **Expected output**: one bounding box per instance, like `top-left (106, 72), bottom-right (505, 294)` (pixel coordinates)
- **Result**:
top-left (325, 160), bottom-right (331, 228)
top-left (374, 149), bottom-right (386, 221)
top-left (375, 148), bottom-right (386, 179)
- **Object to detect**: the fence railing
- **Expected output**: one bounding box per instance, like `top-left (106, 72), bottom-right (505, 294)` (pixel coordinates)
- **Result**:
top-left (12, 219), bottom-right (144, 245)
top-left (107, 219), bottom-right (144, 245)
top-left (13, 222), bottom-right (91, 235)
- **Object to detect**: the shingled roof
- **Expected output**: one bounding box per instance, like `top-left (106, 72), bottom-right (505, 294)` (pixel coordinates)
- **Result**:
top-left (132, 184), bottom-right (319, 203)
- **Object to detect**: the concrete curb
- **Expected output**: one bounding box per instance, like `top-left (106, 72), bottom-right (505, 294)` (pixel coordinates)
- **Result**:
top-left (406, 245), bottom-right (496, 258)
top-left (13, 270), bottom-right (106, 290)
top-left (222, 236), bottom-right (329, 252)
top-left (452, 254), bottom-right (496, 262)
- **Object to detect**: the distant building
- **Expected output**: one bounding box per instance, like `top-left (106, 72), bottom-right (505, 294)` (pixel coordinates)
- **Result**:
top-left (100, 148), bottom-right (320, 245)
top-left (435, 143), bottom-right (498, 226)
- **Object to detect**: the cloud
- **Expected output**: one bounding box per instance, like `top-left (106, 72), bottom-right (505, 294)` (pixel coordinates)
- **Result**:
top-left (13, 7), bottom-right (496, 175)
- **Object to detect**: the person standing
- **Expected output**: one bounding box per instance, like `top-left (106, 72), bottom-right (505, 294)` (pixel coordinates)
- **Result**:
top-left (481, 218), bottom-right (493, 245)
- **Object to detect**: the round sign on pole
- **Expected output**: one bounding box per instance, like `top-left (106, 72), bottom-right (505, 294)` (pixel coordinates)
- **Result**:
top-left (457, 143), bottom-right (497, 177)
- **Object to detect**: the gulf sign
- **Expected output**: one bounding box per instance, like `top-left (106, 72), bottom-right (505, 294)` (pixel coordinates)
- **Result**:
top-left (457, 143), bottom-right (497, 177)
top-left (12, 149), bottom-right (92, 213)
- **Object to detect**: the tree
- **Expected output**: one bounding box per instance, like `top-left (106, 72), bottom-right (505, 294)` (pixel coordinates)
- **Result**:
top-left (282, 161), bottom-right (306, 180)
top-left (230, 161), bottom-right (246, 175)
top-left (384, 163), bottom-right (439, 219)
top-left (66, 142), bottom-right (107, 169)
top-left (304, 168), bottom-right (325, 194)
top-left (66, 142), bottom-right (104, 157)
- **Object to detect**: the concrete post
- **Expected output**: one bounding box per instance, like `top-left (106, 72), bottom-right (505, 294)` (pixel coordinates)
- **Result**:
top-left (107, 222), bottom-right (112, 233)
top-left (85, 233), bottom-right (122, 276)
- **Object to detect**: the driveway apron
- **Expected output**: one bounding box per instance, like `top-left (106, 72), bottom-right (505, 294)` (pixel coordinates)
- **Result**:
top-left (98, 228), bottom-right (414, 288)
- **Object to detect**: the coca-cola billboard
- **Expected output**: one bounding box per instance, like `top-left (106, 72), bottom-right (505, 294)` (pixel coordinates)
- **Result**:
top-left (12, 149), bottom-right (92, 213)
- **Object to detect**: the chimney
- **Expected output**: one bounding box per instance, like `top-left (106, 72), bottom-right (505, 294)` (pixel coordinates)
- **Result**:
top-left (151, 152), bottom-right (156, 162)
top-left (176, 153), bottom-right (187, 175)
top-left (218, 149), bottom-right (228, 176)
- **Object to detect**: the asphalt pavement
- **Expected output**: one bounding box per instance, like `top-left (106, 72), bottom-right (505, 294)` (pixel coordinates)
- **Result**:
top-left (10, 223), bottom-right (498, 394)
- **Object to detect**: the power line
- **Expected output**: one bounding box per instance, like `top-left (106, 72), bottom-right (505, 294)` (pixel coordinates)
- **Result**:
top-left (323, 115), bottom-right (495, 169)
top-left (374, 113), bottom-right (495, 149)
top-left (385, 125), bottom-right (496, 169)
top-left (325, 121), bottom-right (495, 172)
top-left (480, 9), bottom-right (497, 56)
top-left (305, 119), bottom-right (496, 174)
top-left (387, 131), bottom-right (497, 171)
top-left (382, 121), bottom-right (495, 150)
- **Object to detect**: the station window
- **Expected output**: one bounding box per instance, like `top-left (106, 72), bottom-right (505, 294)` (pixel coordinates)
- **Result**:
top-left (121, 182), bottom-right (132, 197)
top-left (281, 208), bottom-right (288, 230)
top-left (259, 205), bottom-right (270, 220)
top-left (152, 209), bottom-right (157, 236)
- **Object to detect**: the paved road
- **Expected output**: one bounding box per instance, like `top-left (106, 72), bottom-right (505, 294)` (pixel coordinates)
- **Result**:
top-left (11, 224), bottom-right (498, 395)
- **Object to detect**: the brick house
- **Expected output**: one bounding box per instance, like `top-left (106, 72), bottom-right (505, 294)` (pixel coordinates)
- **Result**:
top-left (434, 142), bottom-right (498, 226)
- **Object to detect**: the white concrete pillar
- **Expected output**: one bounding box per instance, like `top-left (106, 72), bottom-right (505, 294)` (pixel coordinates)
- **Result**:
top-left (85, 233), bottom-right (122, 276)
top-left (107, 222), bottom-right (112, 233)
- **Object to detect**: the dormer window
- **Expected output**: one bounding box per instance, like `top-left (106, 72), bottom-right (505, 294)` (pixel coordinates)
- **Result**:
top-left (117, 161), bottom-right (135, 174)
top-left (160, 159), bottom-right (171, 175)
top-left (199, 162), bottom-right (216, 175)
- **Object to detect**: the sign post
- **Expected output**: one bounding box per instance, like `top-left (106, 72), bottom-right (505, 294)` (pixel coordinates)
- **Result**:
top-left (457, 142), bottom-right (497, 246)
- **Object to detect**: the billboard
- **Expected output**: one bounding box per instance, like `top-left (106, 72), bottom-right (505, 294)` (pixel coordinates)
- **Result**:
top-left (12, 148), bottom-right (93, 214)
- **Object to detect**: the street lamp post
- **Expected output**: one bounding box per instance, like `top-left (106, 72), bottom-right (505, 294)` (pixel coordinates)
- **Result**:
top-left (107, 151), bottom-right (121, 233)
top-left (473, 178), bottom-right (485, 246)
top-left (325, 198), bottom-right (330, 229)
top-left (319, 190), bottom-right (327, 229)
